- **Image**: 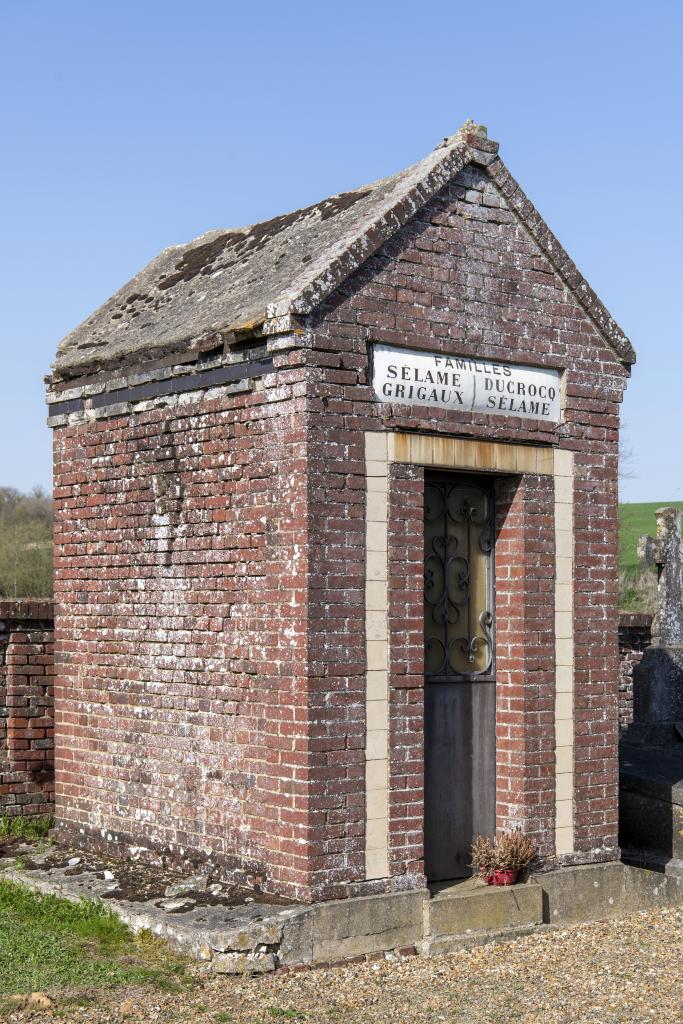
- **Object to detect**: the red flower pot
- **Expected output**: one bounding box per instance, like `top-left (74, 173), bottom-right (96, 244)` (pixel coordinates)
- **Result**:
top-left (491, 868), bottom-right (519, 886)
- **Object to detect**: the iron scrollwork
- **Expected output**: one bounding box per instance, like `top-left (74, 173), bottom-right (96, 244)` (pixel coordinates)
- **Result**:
top-left (424, 476), bottom-right (495, 682)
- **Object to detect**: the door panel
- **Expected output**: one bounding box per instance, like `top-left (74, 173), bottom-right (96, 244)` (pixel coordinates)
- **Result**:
top-left (423, 473), bottom-right (496, 882)
top-left (424, 681), bottom-right (496, 881)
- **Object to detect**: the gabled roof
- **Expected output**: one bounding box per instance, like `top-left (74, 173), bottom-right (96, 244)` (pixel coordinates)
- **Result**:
top-left (51, 122), bottom-right (635, 384)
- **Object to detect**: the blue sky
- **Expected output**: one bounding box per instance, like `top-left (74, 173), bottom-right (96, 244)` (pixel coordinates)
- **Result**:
top-left (2, 1), bottom-right (680, 502)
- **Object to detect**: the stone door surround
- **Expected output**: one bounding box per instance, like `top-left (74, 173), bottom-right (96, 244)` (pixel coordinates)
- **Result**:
top-left (364, 431), bottom-right (575, 880)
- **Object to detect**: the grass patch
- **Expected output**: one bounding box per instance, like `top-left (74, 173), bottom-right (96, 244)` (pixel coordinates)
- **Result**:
top-left (0, 878), bottom-right (191, 996)
top-left (619, 567), bottom-right (657, 613)
top-left (616, 501), bottom-right (683, 612)
top-left (618, 501), bottom-right (683, 572)
top-left (0, 814), bottom-right (54, 841)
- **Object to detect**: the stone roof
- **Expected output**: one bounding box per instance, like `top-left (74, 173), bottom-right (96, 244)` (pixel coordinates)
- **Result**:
top-left (51, 122), bottom-right (635, 385)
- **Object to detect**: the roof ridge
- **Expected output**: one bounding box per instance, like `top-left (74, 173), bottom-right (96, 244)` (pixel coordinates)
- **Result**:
top-left (264, 121), bottom-right (634, 366)
top-left (275, 135), bottom-right (479, 321)
top-left (50, 122), bottom-right (634, 384)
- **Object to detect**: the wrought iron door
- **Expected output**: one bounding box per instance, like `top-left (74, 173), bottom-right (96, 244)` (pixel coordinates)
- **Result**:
top-left (423, 474), bottom-right (497, 882)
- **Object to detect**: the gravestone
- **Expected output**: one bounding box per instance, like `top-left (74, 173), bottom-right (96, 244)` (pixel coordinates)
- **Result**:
top-left (620, 507), bottom-right (683, 874)
top-left (627, 507), bottom-right (683, 744)
top-left (637, 506), bottom-right (683, 646)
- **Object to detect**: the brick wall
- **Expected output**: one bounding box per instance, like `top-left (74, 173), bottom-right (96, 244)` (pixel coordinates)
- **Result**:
top-left (308, 160), bottom-right (628, 881)
top-left (52, 370), bottom-right (312, 897)
top-left (618, 612), bottom-right (652, 730)
top-left (493, 474), bottom-right (556, 854)
top-left (0, 600), bottom-right (55, 818)
top-left (51, 157), bottom-right (629, 899)
top-left (387, 462), bottom-right (424, 882)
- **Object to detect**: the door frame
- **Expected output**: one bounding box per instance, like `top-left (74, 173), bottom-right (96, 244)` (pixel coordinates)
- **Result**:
top-left (362, 431), bottom-right (574, 883)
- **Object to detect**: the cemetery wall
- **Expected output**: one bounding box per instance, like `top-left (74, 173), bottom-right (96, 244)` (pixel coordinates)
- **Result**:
top-left (618, 612), bottom-right (652, 730)
top-left (0, 600), bottom-right (55, 818)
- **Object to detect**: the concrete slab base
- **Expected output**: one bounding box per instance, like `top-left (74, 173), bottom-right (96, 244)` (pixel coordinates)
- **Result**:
top-left (4, 848), bottom-right (683, 973)
top-left (427, 878), bottom-right (543, 943)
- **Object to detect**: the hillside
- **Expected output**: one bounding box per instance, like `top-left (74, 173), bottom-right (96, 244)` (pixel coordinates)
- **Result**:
top-left (619, 501), bottom-right (683, 571)
top-left (617, 501), bottom-right (683, 612)
top-left (0, 491), bottom-right (676, 606)
top-left (0, 487), bottom-right (53, 599)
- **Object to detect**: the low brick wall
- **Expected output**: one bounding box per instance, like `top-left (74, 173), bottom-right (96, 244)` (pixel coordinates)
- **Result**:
top-left (0, 599), bottom-right (653, 827)
top-left (0, 600), bottom-right (55, 818)
top-left (618, 612), bottom-right (652, 730)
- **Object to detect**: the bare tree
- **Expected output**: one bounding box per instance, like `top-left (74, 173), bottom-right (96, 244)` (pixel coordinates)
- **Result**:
top-left (619, 422), bottom-right (637, 483)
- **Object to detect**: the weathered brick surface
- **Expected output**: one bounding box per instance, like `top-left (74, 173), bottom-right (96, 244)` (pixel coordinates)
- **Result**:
top-left (387, 462), bottom-right (424, 884)
top-left (51, 160), bottom-right (629, 898)
top-left (0, 601), bottom-right (55, 818)
top-left (307, 163), bottom-right (627, 882)
top-left (618, 613), bottom-right (652, 730)
top-left (493, 475), bottom-right (556, 853)
top-left (52, 371), bottom-right (313, 896)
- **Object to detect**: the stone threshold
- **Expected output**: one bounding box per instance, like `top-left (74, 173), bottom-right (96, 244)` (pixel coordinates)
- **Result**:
top-left (3, 850), bottom-right (683, 974)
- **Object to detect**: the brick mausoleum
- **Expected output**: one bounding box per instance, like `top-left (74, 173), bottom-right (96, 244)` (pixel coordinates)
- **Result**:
top-left (46, 122), bottom-right (634, 903)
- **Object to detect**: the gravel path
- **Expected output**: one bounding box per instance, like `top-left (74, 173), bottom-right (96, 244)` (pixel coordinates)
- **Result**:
top-left (6, 906), bottom-right (683, 1023)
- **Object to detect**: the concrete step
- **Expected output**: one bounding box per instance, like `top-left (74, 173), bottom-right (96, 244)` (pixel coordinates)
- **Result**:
top-left (422, 922), bottom-right (541, 956)
top-left (426, 879), bottom-right (544, 943)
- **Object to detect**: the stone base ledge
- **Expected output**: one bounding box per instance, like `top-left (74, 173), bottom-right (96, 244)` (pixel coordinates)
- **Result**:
top-left (3, 853), bottom-right (683, 974)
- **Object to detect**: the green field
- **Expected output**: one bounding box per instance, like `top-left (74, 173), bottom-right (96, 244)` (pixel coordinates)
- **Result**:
top-left (619, 501), bottom-right (683, 570)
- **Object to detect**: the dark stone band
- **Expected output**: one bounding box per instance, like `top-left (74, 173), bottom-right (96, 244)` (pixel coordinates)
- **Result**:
top-left (48, 357), bottom-right (274, 418)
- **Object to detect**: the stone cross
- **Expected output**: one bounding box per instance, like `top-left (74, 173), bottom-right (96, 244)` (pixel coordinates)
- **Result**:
top-left (638, 506), bottom-right (683, 646)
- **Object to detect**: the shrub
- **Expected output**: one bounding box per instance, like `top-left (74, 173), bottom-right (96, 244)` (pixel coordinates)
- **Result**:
top-left (469, 834), bottom-right (496, 877)
top-left (618, 568), bottom-right (656, 614)
top-left (470, 829), bottom-right (537, 876)
top-left (493, 828), bottom-right (536, 871)
top-left (0, 486), bottom-right (53, 599)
